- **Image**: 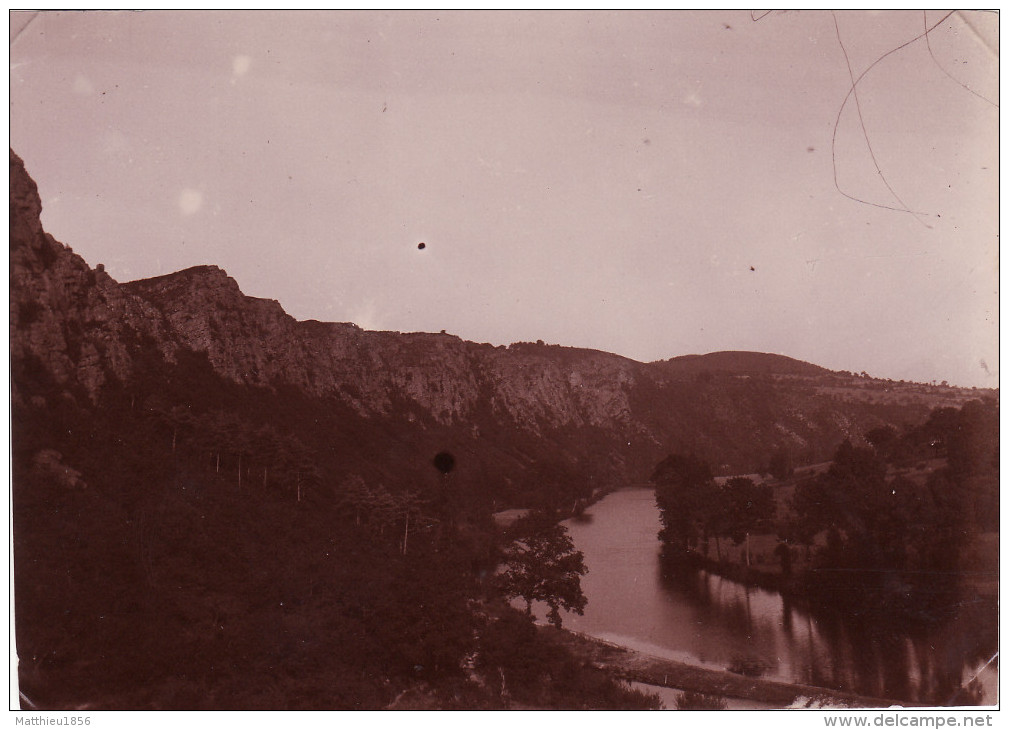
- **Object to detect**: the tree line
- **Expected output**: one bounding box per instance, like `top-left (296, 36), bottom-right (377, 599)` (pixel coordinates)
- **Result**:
top-left (651, 399), bottom-right (998, 609)
top-left (144, 397), bottom-right (321, 501)
top-left (652, 453), bottom-right (775, 565)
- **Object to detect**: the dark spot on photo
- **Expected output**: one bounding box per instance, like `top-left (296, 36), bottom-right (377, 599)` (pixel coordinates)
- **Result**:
top-left (433, 451), bottom-right (455, 474)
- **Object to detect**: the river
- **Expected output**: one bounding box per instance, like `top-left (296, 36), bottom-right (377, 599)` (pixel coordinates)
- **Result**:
top-left (554, 488), bottom-right (998, 706)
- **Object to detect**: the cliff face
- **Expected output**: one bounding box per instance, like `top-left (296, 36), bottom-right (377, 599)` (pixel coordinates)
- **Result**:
top-left (9, 149), bottom-right (988, 483)
top-left (9, 151), bottom-right (172, 399)
top-left (119, 262), bottom-right (642, 435)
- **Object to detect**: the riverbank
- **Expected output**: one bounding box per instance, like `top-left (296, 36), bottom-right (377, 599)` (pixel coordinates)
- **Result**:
top-left (544, 626), bottom-right (918, 709)
top-left (662, 544), bottom-right (999, 632)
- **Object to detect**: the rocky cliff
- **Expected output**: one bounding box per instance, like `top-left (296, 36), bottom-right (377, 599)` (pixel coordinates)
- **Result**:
top-left (9, 149), bottom-right (990, 489)
top-left (120, 264), bottom-right (644, 436)
top-left (10, 152), bottom-right (177, 399)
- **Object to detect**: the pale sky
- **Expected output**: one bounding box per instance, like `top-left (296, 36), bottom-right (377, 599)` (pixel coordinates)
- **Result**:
top-left (9, 10), bottom-right (1000, 387)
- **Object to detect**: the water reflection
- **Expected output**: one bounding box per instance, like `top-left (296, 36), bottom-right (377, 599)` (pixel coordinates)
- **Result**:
top-left (561, 488), bottom-right (997, 706)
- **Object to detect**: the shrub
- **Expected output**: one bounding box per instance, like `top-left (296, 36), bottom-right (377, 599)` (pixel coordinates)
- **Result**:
top-left (676, 691), bottom-right (727, 710)
top-left (727, 656), bottom-right (767, 677)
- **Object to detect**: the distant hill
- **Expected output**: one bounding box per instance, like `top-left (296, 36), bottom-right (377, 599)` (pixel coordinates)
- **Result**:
top-left (655, 351), bottom-right (831, 378)
top-left (657, 353), bottom-right (831, 379)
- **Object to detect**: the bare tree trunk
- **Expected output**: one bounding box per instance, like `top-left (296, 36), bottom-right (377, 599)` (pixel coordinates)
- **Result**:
top-left (745, 533), bottom-right (751, 567)
top-left (238, 453), bottom-right (242, 489)
top-left (402, 512), bottom-right (410, 555)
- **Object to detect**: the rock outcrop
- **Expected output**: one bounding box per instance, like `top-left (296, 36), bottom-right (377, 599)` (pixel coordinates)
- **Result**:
top-left (10, 151), bottom-right (176, 400)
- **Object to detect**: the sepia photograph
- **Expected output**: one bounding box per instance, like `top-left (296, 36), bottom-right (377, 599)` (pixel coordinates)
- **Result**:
top-left (9, 10), bottom-right (999, 715)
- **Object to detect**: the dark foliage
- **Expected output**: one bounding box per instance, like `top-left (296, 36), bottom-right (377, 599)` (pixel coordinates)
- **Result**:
top-left (651, 453), bottom-right (715, 557)
top-left (653, 400), bottom-right (998, 617)
top-left (718, 477), bottom-right (776, 546)
top-left (11, 345), bottom-right (651, 709)
top-left (11, 347), bottom-right (482, 708)
top-left (675, 691), bottom-right (727, 710)
top-left (473, 607), bottom-right (661, 709)
top-left (766, 448), bottom-right (794, 480)
top-left (789, 400), bottom-right (998, 609)
top-left (496, 511), bottom-right (587, 627)
top-left (652, 455), bottom-right (774, 564)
